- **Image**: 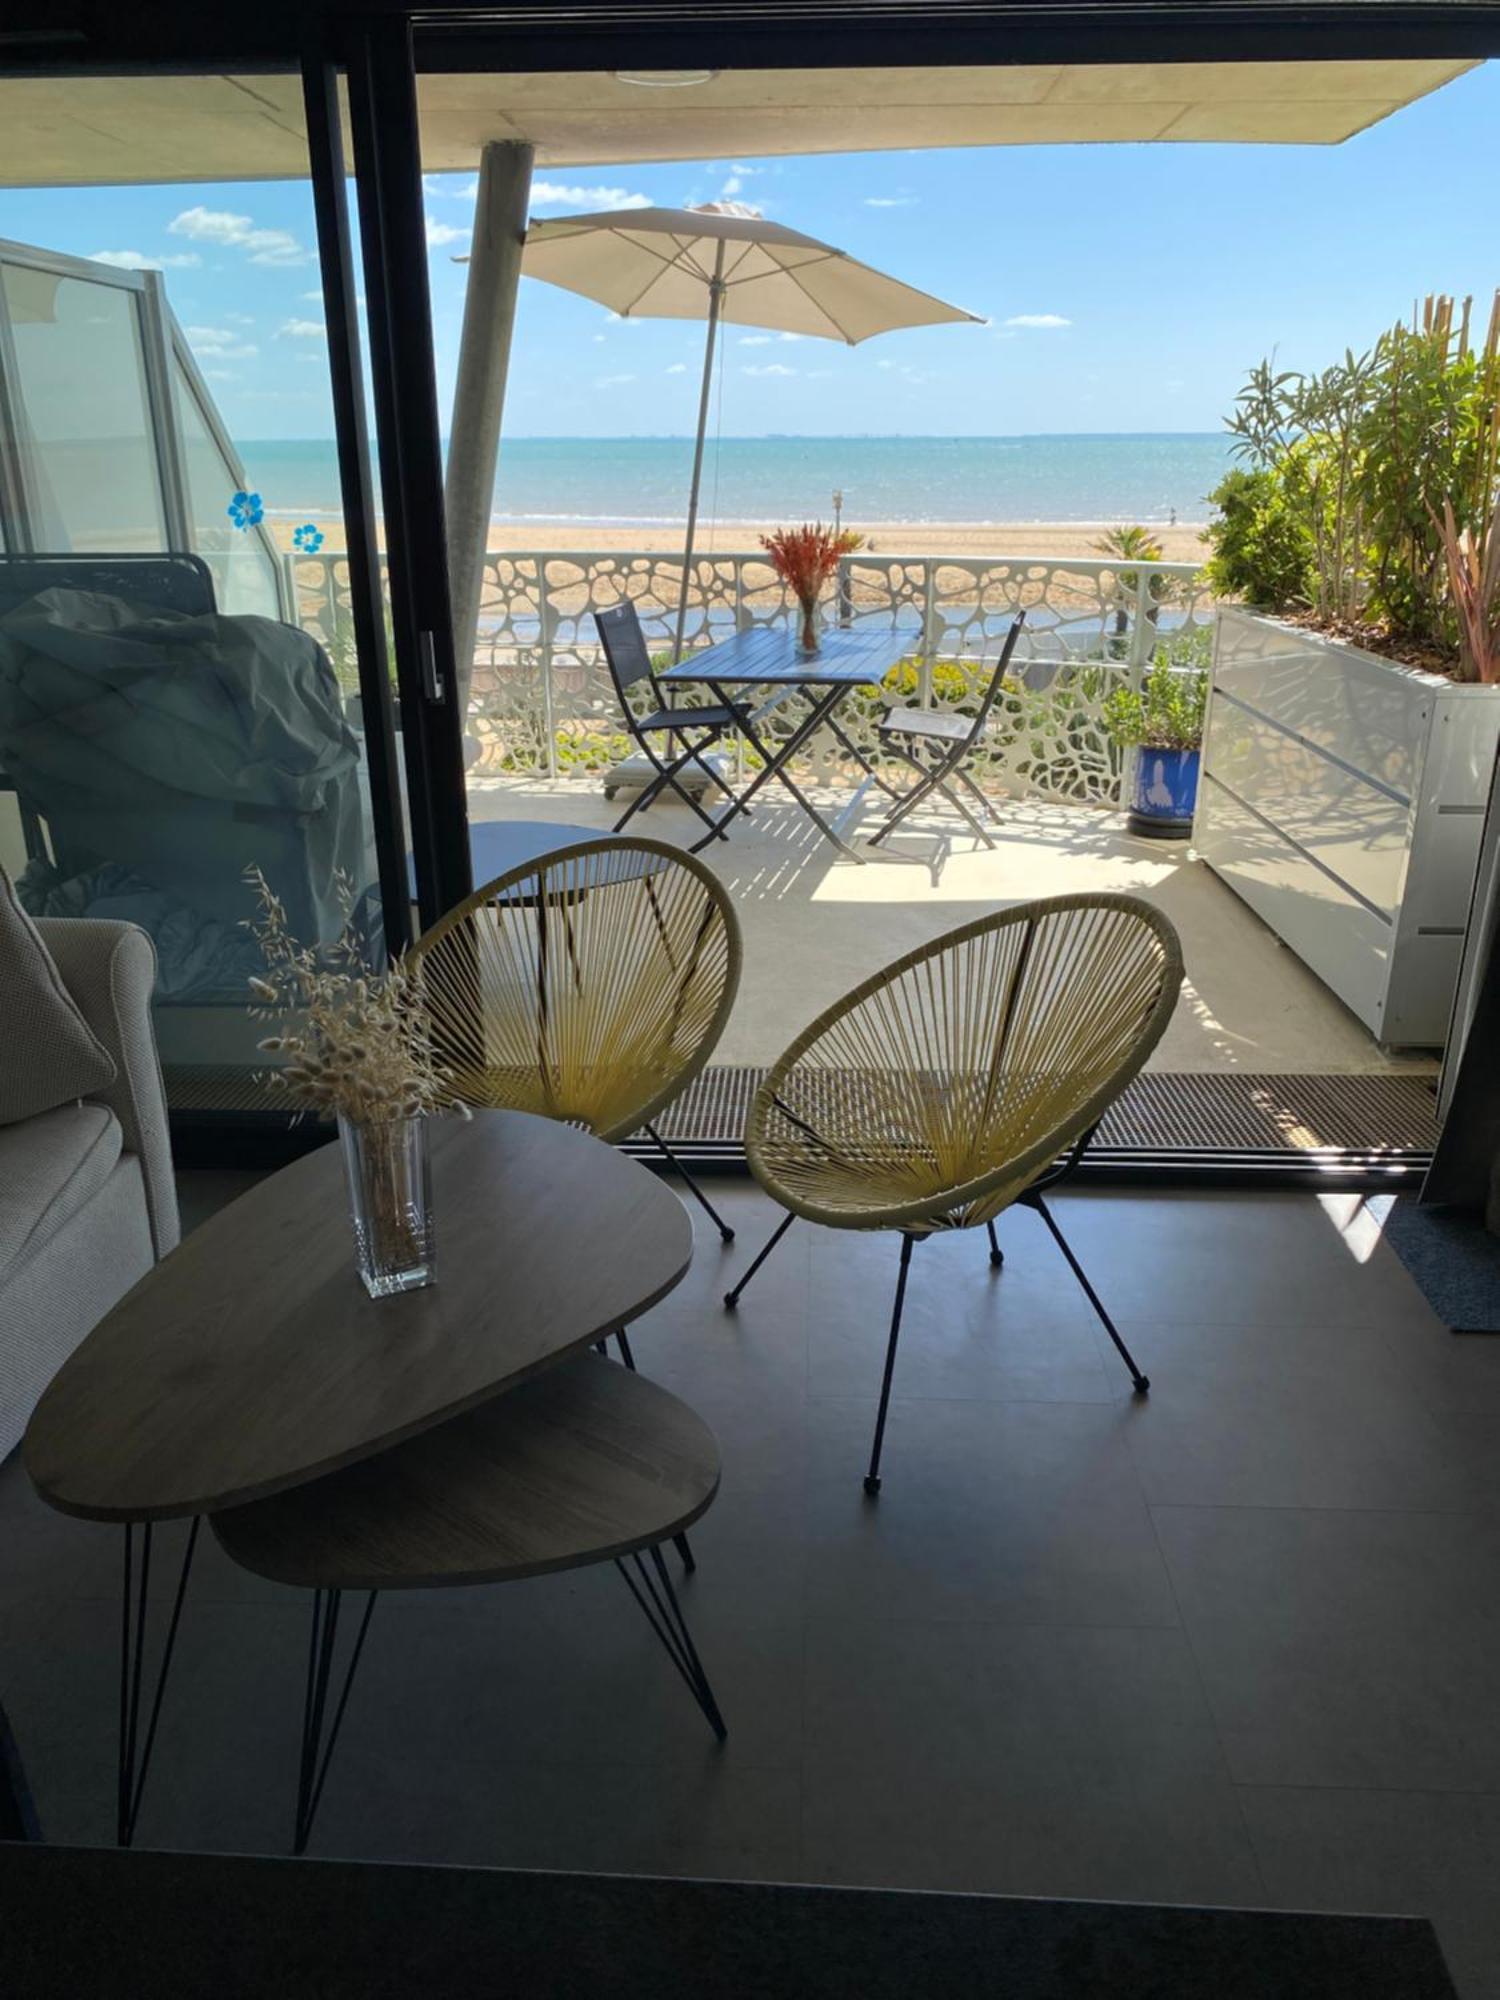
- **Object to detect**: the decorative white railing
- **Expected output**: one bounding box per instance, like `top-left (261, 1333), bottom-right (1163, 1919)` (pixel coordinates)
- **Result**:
top-left (292, 549), bottom-right (1210, 805)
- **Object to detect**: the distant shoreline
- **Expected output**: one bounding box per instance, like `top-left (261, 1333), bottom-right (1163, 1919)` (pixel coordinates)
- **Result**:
top-left (271, 518), bottom-right (1211, 564)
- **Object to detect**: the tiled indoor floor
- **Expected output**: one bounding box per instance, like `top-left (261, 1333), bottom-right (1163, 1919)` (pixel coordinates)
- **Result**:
top-left (4, 1173), bottom-right (1499, 1994)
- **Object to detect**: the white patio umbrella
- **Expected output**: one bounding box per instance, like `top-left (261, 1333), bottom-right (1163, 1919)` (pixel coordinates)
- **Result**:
top-left (521, 202), bottom-right (981, 655)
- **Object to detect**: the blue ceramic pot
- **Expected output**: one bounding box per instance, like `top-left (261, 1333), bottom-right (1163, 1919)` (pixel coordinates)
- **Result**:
top-left (1128, 746), bottom-right (1200, 839)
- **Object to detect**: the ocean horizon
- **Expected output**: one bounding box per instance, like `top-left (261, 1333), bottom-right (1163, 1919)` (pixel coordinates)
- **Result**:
top-left (237, 432), bottom-right (1235, 528)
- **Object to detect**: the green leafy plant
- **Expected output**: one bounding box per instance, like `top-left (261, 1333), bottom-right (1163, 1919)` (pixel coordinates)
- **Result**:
top-left (1203, 466), bottom-right (1314, 608)
top-left (1225, 349), bottom-right (1374, 622)
top-left (1102, 647), bottom-right (1208, 752)
top-left (1215, 293), bottom-right (1500, 672)
top-left (1355, 296), bottom-right (1500, 651)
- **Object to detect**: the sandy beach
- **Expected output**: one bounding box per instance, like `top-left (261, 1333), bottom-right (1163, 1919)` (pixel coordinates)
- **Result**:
top-left (274, 519), bottom-right (1210, 565)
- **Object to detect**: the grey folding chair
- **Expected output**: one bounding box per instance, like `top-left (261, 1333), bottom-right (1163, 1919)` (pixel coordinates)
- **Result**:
top-left (594, 602), bottom-right (752, 840)
top-left (869, 611), bottom-right (1026, 850)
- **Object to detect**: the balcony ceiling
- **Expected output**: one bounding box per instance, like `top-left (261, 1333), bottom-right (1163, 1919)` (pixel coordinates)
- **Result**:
top-left (0, 58), bottom-right (1481, 186)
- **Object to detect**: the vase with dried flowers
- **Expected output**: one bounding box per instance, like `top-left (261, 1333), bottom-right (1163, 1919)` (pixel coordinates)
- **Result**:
top-left (244, 865), bottom-right (462, 1298)
top-left (760, 521), bottom-right (864, 655)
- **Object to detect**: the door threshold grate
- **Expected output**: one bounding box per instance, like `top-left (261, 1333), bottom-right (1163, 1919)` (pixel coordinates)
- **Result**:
top-left (653, 1066), bottom-right (1440, 1159)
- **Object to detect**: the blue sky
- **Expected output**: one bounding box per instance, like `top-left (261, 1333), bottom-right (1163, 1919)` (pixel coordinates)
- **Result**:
top-left (3, 58), bottom-right (1496, 440)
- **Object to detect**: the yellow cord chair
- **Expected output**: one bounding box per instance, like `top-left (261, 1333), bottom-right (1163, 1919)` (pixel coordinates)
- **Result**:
top-left (727, 891), bottom-right (1184, 1493)
top-left (410, 835), bottom-right (743, 1245)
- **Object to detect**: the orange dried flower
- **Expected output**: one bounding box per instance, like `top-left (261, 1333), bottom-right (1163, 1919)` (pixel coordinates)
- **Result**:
top-left (759, 521), bottom-right (865, 606)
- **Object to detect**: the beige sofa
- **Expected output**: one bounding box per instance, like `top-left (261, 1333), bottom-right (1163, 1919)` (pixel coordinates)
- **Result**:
top-left (0, 919), bottom-right (178, 1460)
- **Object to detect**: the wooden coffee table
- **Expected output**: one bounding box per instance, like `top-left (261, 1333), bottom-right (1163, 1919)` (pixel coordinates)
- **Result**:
top-left (23, 1112), bottom-right (721, 1848)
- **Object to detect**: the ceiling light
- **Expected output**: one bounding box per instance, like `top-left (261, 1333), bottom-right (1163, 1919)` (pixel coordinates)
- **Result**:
top-left (611, 70), bottom-right (719, 89)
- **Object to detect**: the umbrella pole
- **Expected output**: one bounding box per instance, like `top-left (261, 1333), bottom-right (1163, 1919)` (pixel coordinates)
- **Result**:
top-left (673, 244), bottom-right (726, 664)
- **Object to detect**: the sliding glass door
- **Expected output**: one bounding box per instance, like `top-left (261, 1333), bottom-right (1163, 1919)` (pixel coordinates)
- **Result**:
top-left (0, 63), bottom-right (407, 1123)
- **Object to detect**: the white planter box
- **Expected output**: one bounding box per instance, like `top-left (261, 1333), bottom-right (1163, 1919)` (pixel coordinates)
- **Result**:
top-left (1197, 607), bottom-right (1500, 1048)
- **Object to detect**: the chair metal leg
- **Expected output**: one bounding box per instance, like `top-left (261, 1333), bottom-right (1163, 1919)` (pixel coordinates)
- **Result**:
top-left (614, 1545), bottom-right (726, 1741)
top-left (985, 1219), bottom-right (1004, 1268)
top-left (957, 765), bottom-right (1004, 825)
top-left (642, 1121), bottom-right (734, 1242)
top-left (865, 1233), bottom-right (917, 1495)
top-left (931, 777), bottom-right (997, 849)
top-left (867, 752), bottom-right (943, 846)
top-left (117, 1516), bottom-right (199, 1847)
top-left (614, 732), bottom-right (729, 841)
top-left (611, 1328), bottom-right (694, 1572)
top-left (1031, 1194), bottom-right (1149, 1392)
top-left (294, 1587), bottom-right (379, 1856)
top-left (724, 1209), bottom-right (797, 1308)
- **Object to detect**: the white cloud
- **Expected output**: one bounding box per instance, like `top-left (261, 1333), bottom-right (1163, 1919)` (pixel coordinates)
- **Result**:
top-left (185, 324), bottom-right (258, 359)
top-left (224, 311), bottom-right (255, 326)
top-left (277, 318), bottom-right (325, 339)
top-left (594, 373), bottom-right (637, 389)
top-left (1003, 312), bottom-right (1072, 329)
top-left (664, 362), bottom-right (688, 374)
top-left (721, 175), bottom-right (743, 197)
top-left (532, 181), bottom-right (652, 213)
top-left (425, 218), bottom-right (467, 249)
top-left (168, 206), bottom-right (309, 266)
top-left (300, 290), bottom-right (324, 303)
top-left (864, 196), bottom-right (917, 209)
top-left (876, 359), bottom-right (894, 370)
top-left (89, 249), bottom-right (201, 271)
top-left (730, 163), bottom-right (760, 176)
top-left (201, 369), bottom-right (238, 382)
top-left (424, 174), bottom-right (478, 200)
top-left (744, 363), bottom-right (796, 378)
top-left (739, 334), bottom-right (772, 347)
top-left (778, 332), bottom-right (801, 343)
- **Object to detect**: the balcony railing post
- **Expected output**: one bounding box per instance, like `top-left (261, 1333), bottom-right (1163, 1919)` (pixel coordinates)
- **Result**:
top-left (1128, 565), bottom-right (1155, 688)
top-left (539, 555), bottom-right (557, 780)
top-left (919, 562), bottom-right (937, 704)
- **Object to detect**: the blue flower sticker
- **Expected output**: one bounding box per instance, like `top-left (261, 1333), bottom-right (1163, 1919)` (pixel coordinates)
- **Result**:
top-left (227, 490), bottom-right (264, 531)
top-left (292, 523), bottom-right (325, 555)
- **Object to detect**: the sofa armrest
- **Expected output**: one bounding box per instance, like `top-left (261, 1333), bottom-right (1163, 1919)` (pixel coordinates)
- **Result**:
top-left (32, 919), bottom-right (180, 1261)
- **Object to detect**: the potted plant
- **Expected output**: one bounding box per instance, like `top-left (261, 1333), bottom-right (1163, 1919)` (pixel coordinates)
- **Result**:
top-left (244, 864), bottom-right (465, 1298)
top-left (1103, 644), bottom-right (1207, 839)
top-left (1196, 292), bottom-right (1500, 1046)
top-left (760, 521), bottom-right (863, 654)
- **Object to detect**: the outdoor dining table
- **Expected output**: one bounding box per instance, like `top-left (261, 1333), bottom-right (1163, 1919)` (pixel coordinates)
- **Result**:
top-left (659, 622), bottom-right (920, 861)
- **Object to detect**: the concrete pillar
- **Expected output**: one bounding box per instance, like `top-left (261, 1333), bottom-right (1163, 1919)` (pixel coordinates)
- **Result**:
top-left (445, 139), bottom-right (534, 717)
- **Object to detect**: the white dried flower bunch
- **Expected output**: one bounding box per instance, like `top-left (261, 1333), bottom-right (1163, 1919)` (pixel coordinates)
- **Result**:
top-left (243, 864), bottom-right (460, 1125)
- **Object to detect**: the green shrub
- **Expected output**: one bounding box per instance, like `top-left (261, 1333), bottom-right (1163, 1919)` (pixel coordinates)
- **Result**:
top-left (1218, 294), bottom-right (1500, 667)
top-left (1203, 466), bottom-right (1314, 610)
top-left (1102, 649), bottom-right (1207, 752)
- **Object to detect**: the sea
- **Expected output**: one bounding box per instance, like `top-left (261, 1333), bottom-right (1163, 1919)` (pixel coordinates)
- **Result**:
top-left (238, 433), bottom-right (1235, 529)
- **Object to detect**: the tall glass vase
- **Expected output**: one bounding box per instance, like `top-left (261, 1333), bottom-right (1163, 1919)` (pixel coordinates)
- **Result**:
top-left (797, 596), bottom-right (822, 656)
top-left (338, 1114), bottom-right (435, 1298)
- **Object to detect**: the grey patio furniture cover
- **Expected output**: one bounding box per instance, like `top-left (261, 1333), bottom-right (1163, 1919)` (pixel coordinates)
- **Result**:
top-left (0, 587), bottom-right (364, 997)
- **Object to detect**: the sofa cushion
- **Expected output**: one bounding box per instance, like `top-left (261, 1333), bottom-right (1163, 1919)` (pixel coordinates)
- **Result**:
top-left (0, 869), bottom-right (117, 1125)
top-left (0, 1102), bottom-right (122, 1275)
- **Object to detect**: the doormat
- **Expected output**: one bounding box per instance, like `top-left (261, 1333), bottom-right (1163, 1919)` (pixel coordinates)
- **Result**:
top-left (1383, 1198), bottom-right (1500, 1334)
top-left (655, 1067), bottom-right (1441, 1158)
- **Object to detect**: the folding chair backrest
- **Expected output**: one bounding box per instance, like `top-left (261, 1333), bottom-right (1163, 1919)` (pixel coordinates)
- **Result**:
top-left (594, 603), bottom-right (660, 710)
top-left (963, 609), bottom-right (1026, 748)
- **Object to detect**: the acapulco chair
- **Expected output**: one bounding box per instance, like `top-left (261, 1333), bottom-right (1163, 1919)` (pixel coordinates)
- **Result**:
top-left (725, 891), bottom-right (1183, 1493)
top-left (409, 835), bottom-right (742, 1244)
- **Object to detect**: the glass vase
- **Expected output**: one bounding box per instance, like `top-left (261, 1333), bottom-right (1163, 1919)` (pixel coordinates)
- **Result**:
top-left (797, 597), bottom-right (822, 655)
top-left (338, 1113), bottom-right (435, 1298)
